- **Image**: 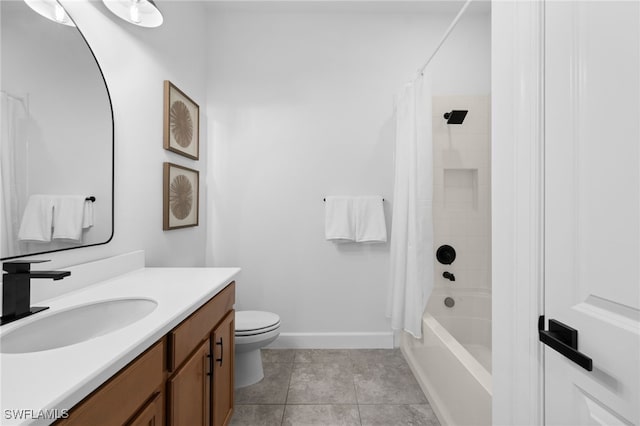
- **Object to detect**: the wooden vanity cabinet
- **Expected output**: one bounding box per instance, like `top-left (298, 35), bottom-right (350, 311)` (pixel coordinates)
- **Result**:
top-left (56, 282), bottom-right (235, 426)
top-left (167, 341), bottom-right (211, 425)
top-left (57, 339), bottom-right (165, 426)
top-left (127, 392), bottom-right (164, 426)
top-left (211, 311), bottom-right (234, 426)
top-left (167, 282), bottom-right (235, 426)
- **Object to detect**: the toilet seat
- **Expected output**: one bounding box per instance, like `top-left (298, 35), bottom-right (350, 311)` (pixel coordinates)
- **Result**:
top-left (235, 327), bottom-right (280, 347)
top-left (235, 311), bottom-right (280, 336)
top-left (236, 322), bottom-right (280, 336)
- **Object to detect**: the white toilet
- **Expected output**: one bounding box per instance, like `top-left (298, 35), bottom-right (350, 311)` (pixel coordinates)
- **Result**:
top-left (234, 310), bottom-right (280, 388)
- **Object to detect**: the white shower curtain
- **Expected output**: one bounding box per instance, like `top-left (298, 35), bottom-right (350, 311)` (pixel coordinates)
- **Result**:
top-left (0, 93), bottom-right (27, 258)
top-left (386, 73), bottom-right (434, 338)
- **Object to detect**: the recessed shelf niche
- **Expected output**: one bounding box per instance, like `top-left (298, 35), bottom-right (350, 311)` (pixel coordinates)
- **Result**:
top-left (443, 168), bottom-right (478, 210)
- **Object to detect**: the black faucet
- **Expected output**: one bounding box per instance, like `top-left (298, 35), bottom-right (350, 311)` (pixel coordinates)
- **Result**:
top-left (443, 271), bottom-right (456, 282)
top-left (1, 260), bottom-right (70, 326)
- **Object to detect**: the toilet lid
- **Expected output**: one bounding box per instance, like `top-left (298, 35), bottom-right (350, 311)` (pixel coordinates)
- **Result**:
top-left (235, 311), bottom-right (280, 333)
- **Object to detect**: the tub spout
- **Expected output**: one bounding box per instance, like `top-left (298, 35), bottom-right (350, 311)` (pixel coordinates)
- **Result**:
top-left (443, 271), bottom-right (456, 281)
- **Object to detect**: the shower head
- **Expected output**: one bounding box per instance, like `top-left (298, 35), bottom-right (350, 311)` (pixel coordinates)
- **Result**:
top-left (443, 110), bottom-right (468, 125)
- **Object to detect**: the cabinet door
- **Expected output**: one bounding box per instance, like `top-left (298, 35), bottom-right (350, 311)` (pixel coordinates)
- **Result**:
top-left (57, 340), bottom-right (165, 426)
top-left (127, 392), bottom-right (163, 426)
top-left (211, 310), bottom-right (235, 426)
top-left (168, 340), bottom-right (211, 426)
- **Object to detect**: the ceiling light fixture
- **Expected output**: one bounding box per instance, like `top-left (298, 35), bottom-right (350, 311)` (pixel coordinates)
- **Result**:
top-left (23, 0), bottom-right (75, 27)
top-left (102, 0), bottom-right (163, 28)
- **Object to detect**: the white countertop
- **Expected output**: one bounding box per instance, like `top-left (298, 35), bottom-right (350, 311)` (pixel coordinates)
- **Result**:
top-left (0, 266), bottom-right (240, 425)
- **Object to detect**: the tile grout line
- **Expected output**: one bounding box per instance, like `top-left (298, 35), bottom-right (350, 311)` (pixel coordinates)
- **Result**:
top-left (350, 351), bottom-right (363, 426)
top-left (353, 372), bottom-right (363, 425)
top-left (280, 350), bottom-right (296, 426)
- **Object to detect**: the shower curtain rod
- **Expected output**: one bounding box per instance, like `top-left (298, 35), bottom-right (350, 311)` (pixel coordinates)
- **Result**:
top-left (418, 0), bottom-right (473, 76)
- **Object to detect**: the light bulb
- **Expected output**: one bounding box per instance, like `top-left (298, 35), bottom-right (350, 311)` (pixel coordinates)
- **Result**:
top-left (24, 0), bottom-right (75, 27)
top-left (102, 0), bottom-right (163, 28)
top-left (129, 1), bottom-right (140, 23)
top-left (54, 3), bottom-right (66, 23)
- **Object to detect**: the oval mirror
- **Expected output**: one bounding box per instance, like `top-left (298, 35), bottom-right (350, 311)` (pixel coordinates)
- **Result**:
top-left (1, 1), bottom-right (114, 260)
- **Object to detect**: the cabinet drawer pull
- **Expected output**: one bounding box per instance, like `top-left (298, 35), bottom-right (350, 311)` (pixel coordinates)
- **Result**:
top-left (215, 338), bottom-right (223, 367)
top-left (206, 353), bottom-right (213, 377)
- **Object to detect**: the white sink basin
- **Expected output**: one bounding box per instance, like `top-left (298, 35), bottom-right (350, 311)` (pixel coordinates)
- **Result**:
top-left (0, 298), bottom-right (158, 354)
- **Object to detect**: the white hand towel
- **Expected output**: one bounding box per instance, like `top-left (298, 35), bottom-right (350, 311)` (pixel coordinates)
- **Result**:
top-left (82, 200), bottom-right (94, 229)
top-left (18, 195), bottom-right (55, 242)
top-left (52, 195), bottom-right (87, 241)
top-left (324, 196), bottom-right (355, 241)
top-left (354, 196), bottom-right (387, 243)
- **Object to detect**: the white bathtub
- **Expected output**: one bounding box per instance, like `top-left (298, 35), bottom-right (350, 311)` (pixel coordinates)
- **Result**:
top-left (401, 289), bottom-right (492, 426)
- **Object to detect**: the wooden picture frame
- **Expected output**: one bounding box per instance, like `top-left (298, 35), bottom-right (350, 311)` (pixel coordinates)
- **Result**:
top-left (163, 81), bottom-right (199, 160)
top-left (163, 162), bottom-right (199, 230)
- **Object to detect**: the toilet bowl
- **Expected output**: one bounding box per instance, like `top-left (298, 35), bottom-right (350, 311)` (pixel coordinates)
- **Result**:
top-left (234, 310), bottom-right (280, 388)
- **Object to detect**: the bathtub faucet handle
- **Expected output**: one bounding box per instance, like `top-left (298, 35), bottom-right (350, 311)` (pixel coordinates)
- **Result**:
top-left (443, 271), bottom-right (456, 281)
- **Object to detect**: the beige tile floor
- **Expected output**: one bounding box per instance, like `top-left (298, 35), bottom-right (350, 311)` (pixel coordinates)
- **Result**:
top-left (231, 349), bottom-right (440, 426)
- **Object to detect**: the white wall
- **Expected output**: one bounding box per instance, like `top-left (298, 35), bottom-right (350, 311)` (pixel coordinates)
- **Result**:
top-left (205, 2), bottom-right (490, 346)
top-left (24, 1), bottom-right (209, 282)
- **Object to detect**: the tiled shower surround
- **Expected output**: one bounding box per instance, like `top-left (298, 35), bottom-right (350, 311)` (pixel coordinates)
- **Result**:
top-left (432, 95), bottom-right (492, 294)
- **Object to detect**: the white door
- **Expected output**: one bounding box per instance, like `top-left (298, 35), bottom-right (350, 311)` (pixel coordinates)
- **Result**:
top-left (544, 1), bottom-right (640, 425)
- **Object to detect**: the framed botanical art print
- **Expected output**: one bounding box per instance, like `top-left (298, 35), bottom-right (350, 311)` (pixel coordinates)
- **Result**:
top-left (163, 162), bottom-right (199, 230)
top-left (164, 80), bottom-right (199, 160)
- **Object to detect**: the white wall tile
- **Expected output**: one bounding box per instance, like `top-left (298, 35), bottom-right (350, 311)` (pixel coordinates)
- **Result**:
top-left (432, 95), bottom-right (491, 295)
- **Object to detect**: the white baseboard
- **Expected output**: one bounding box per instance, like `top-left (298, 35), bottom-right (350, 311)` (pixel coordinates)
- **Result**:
top-left (266, 332), bottom-right (394, 349)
